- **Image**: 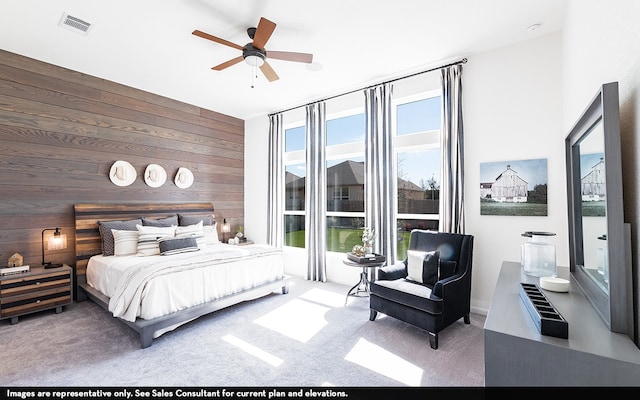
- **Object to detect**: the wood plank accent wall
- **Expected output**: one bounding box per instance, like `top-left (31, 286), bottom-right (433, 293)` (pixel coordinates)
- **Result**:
top-left (0, 49), bottom-right (245, 274)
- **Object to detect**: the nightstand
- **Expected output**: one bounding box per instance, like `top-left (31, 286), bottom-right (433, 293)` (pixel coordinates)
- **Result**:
top-left (0, 264), bottom-right (73, 325)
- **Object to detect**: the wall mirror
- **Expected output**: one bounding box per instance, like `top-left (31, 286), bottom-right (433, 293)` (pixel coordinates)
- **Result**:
top-left (565, 82), bottom-right (632, 337)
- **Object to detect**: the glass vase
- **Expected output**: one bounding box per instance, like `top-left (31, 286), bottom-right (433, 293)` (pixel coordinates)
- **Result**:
top-left (521, 231), bottom-right (556, 277)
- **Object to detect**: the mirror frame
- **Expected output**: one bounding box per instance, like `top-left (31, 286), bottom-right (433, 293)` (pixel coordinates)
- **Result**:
top-left (565, 82), bottom-right (631, 335)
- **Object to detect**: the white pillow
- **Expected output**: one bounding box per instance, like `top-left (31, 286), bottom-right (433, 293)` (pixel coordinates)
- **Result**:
top-left (136, 224), bottom-right (176, 256)
top-left (407, 250), bottom-right (428, 283)
top-left (406, 249), bottom-right (440, 285)
top-left (175, 221), bottom-right (206, 249)
top-left (111, 229), bottom-right (139, 256)
top-left (203, 223), bottom-right (220, 245)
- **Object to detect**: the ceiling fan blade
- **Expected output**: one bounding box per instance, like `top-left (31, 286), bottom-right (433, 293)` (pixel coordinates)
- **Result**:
top-left (252, 17), bottom-right (276, 49)
top-left (260, 61), bottom-right (279, 82)
top-left (267, 51), bottom-right (313, 64)
top-left (192, 30), bottom-right (243, 51)
top-left (212, 56), bottom-right (244, 71)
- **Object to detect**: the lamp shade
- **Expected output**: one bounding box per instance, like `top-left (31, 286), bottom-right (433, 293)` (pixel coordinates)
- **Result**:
top-left (48, 233), bottom-right (67, 250)
top-left (42, 227), bottom-right (67, 269)
top-left (222, 219), bottom-right (231, 233)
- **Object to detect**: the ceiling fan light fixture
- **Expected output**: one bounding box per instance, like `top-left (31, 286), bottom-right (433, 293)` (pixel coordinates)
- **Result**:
top-left (193, 16), bottom-right (312, 83)
top-left (244, 54), bottom-right (265, 67)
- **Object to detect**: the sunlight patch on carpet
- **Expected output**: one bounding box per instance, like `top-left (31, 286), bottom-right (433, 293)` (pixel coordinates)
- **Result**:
top-left (344, 338), bottom-right (423, 386)
top-left (299, 287), bottom-right (345, 307)
top-left (254, 298), bottom-right (329, 343)
top-left (223, 334), bottom-right (283, 367)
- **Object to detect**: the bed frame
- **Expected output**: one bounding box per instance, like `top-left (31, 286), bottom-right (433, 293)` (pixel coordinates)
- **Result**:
top-left (74, 203), bottom-right (288, 348)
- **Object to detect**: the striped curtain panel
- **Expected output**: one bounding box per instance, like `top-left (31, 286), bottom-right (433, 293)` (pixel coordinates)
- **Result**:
top-left (440, 64), bottom-right (465, 234)
top-left (267, 113), bottom-right (284, 247)
top-left (364, 83), bottom-right (397, 265)
top-left (305, 102), bottom-right (327, 282)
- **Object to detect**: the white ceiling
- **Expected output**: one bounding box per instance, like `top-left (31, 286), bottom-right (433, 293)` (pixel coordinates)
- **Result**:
top-left (0, 0), bottom-right (567, 120)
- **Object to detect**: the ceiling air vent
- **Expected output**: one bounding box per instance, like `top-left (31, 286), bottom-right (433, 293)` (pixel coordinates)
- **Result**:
top-left (58, 12), bottom-right (92, 35)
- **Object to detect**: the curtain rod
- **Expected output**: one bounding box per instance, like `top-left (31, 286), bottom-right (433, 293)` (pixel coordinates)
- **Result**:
top-left (267, 57), bottom-right (467, 117)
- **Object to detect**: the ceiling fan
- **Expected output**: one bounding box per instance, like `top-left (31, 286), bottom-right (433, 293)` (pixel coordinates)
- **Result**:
top-left (192, 17), bottom-right (313, 82)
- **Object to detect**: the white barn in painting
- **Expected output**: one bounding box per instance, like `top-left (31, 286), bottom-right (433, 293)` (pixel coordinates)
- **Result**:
top-left (490, 165), bottom-right (528, 203)
top-left (581, 157), bottom-right (606, 201)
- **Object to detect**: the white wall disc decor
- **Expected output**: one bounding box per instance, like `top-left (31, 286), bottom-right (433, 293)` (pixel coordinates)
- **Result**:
top-left (175, 167), bottom-right (194, 189)
top-left (144, 164), bottom-right (167, 188)
top-left (109, 160), bottom-right (137, 187)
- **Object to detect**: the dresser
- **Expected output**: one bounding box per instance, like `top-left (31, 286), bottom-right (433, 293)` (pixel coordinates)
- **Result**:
top-left (0, 264), bottom-right (73, 324)
top-left (484, 261), bottom-right (640, 386)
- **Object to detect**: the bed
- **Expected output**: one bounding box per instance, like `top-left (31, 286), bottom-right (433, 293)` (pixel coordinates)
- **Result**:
top-left (74, 203), bottom-right (288, 348)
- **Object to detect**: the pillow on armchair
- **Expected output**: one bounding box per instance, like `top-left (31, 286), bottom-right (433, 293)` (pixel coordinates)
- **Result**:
top-left (439, 260), bottom-right (457, 280)
top-left (407, 250), bottom-right (440, 286)
top-left (406, 250), bottom-right (457, 287)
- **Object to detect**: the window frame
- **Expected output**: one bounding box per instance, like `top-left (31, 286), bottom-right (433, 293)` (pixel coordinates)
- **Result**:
top-left (393, 89), bottom-right (443, 225)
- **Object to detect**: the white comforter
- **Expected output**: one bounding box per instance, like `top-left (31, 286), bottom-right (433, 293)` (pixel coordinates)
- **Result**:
top-left (87, 244), bottom-right (284, 322)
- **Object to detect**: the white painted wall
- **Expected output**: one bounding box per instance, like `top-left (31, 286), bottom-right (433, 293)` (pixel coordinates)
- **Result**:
top-left (245, 32), bottom-right (565, 314)
top-left (463, 32), bottom-right (564, 312)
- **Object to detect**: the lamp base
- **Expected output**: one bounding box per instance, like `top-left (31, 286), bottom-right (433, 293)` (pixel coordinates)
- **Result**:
top-left (43, 262), bottom-right (63, 269)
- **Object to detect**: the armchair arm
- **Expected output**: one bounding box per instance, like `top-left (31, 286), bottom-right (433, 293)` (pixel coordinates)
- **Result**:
top-left (376, 261), bottom-right (407, 281)
top-left (430, 271), bottom-right (466, 299)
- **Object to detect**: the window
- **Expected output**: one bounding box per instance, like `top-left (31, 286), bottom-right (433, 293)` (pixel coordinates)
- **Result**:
top-left (394, 93), bottom-right (442, 260)
top-left (326, 112), bottom-right (365, 253)
top-left (280, 90), bottom-right (442, 264)
top-left (333, 186), bottom-right (349, 200)
top-left (284, 126), bottom-right (306, 248)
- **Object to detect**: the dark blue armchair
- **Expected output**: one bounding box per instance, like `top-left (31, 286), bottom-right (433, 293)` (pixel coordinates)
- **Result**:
top-left (369, 229), bottom-right (474, 349)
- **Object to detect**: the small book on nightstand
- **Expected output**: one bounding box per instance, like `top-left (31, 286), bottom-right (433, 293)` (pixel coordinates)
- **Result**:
top-left (0, 265), bottom-right (30, 275)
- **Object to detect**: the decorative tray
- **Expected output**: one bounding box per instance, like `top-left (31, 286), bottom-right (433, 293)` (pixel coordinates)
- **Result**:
top-left (347, 253), bottom-right (386, 264)
top-left (519, 282), bottom-right (568, 339)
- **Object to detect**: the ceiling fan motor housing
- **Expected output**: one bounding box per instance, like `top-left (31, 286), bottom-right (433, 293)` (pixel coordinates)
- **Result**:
top-left (243, 43), bottom-right (266, 65)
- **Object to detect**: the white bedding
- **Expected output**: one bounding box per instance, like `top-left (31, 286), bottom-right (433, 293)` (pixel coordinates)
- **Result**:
top-left (87, 243), bottom-right (284, 322)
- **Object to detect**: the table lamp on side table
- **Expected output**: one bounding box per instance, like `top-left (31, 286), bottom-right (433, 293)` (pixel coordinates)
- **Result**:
top-left (42, 227), bottom-right (67, 269)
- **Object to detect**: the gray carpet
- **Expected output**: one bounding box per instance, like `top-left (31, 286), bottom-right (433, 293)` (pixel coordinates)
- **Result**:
top-left (0, 276), bottom-right (485, 387)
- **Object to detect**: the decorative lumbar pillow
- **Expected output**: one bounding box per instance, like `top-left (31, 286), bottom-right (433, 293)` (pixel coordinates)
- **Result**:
top-left (112, 229), bottom-right (140, 256)
top-left (203, 222), bottom-right (220, 245)
top-left (178, 214), bottom-right (214, 226)
top-left (142, 215), bottom-right (178, 227)
top-left (136, 225), bottom-right (176, 256)
top-left (439, 260), bottom-right (457, 280)
top-left (406, 250), bottom-right (441, 286)
top-left (98, 218), bottom-right (143, 256)
top-left (158, 237), bottom-right (200, 256)
top-left (175, 221), bottom-right (206, 249)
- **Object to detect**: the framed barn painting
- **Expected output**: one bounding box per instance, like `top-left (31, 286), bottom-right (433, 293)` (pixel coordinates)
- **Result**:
top-left (480, 158), bottom-right (548, 216)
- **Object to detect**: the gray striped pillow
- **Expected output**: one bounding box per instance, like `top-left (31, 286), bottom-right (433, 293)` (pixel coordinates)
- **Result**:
top-left (158, 237), bottom-right (200, 256)
top-left (112, 229), bottom-right (140, 256)
top-left (136, 225), bottom-right (176, 256)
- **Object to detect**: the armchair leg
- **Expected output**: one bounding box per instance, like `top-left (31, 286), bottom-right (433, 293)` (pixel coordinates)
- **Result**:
top-left (464, 313), bottom-right (470, 324)
top-left (429, 332), bottom-right (438, 349)
top-left (369, 309), bottom-right (378, 321)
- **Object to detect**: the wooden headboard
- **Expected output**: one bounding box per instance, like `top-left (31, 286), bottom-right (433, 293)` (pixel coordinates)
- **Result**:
top-left (73, 203), bottom-right (215, 284)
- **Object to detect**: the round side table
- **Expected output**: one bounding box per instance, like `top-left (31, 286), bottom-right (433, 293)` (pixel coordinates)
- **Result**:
top-left (342, 258), bottom-right (385, 305)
